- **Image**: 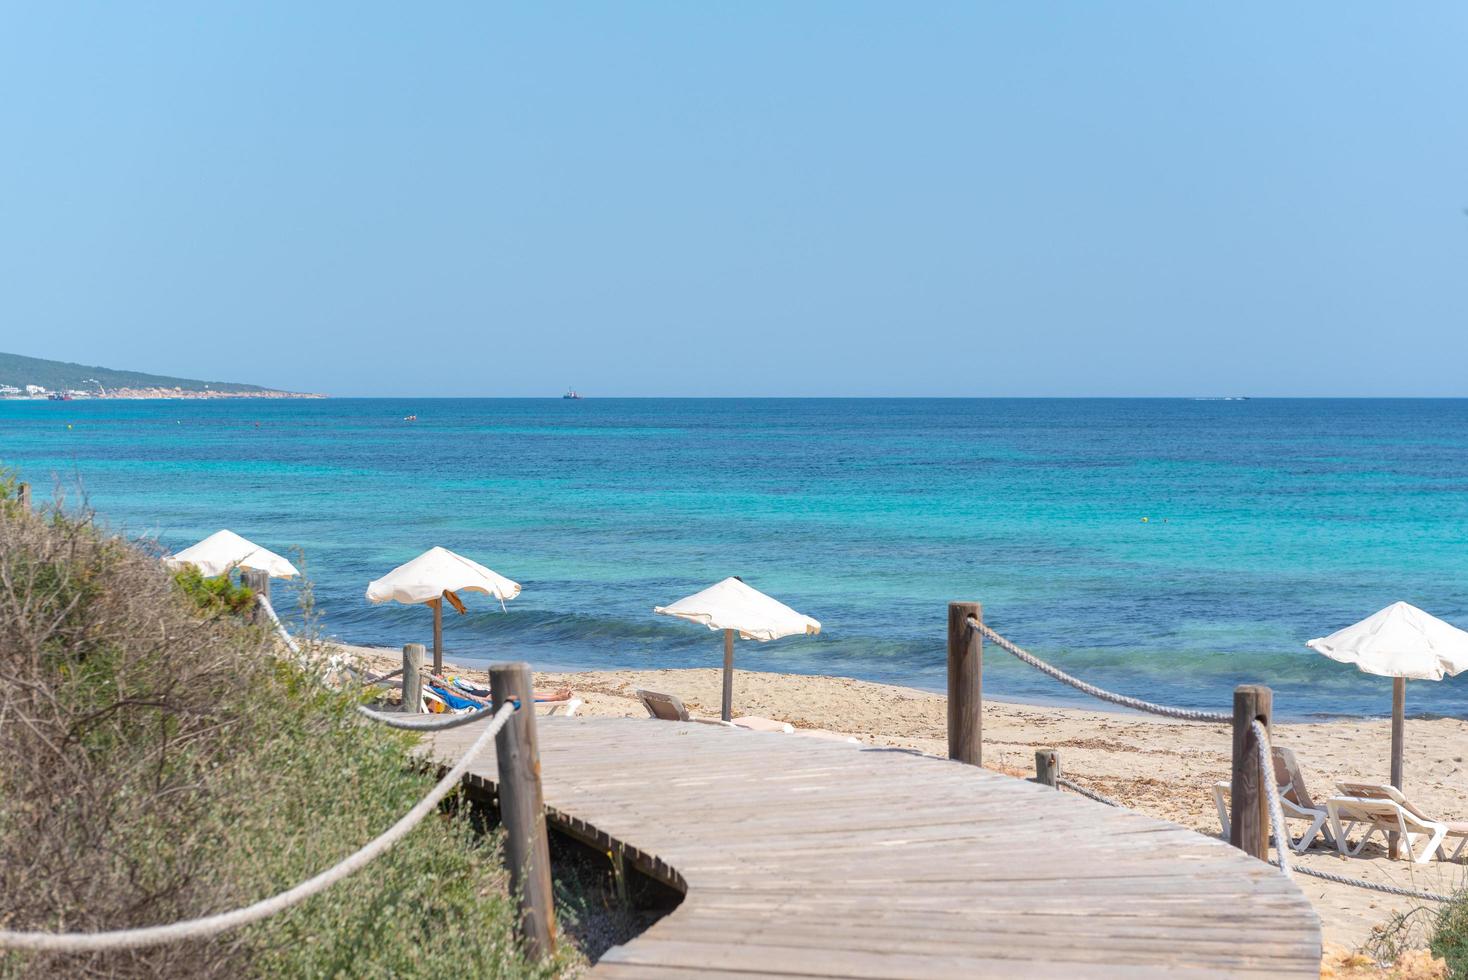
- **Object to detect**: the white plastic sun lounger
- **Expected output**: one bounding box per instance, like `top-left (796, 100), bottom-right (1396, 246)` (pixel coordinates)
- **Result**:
top-left (1326, 782), bottom-right (1468, 865)
top-left (541, 698), bottom-right (582, 718)
top-left (1212, 746), bottom-right (1332, 853)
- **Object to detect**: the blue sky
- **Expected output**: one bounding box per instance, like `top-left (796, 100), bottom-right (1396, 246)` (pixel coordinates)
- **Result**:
top-left (1, 4), bottom-right (1464, 397)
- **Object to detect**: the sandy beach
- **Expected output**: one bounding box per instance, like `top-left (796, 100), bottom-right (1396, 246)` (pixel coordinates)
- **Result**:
top-left (344, 645), bottom-right (1466, 964)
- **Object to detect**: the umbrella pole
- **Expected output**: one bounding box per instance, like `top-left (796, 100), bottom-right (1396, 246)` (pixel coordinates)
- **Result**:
top-left (433, 598), bottom-right (444, 675)
top-left (721, 629), bottom-right (734, 723)
top-left (1389, 677), bottom-right (1406, 859)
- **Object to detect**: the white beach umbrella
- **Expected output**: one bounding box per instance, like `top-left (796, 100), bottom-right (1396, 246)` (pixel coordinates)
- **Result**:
top-left (654, 577), bottom-right (821, 722)
top-left (366, 546), bottom-right (521, 673)
top-left (165, 529), bottom-right (299, 579)
top-left (1306, 601), bottom-right (1468, 795)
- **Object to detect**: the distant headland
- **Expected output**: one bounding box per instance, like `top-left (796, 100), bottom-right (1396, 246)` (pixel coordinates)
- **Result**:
top-left (0, 351), bottom-right (323, 400)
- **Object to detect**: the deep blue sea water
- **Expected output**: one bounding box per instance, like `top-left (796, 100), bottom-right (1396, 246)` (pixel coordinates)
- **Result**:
top-left (4, 397), bottom-right (1466, 720)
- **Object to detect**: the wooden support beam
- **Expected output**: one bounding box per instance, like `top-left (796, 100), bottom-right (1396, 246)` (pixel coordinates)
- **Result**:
top-left (1230, 685), bottom-right (1272, 862)
top-left (432, 597), bottom-right (445, 675)
top-left (721, 629), bottom-right (735, 723)
top-left (489, 661), bottom-right (557, 960)
top-left (947, 602), bottom-right (983, 766)
top-left (1389, 676), bottom-right (1406, 859)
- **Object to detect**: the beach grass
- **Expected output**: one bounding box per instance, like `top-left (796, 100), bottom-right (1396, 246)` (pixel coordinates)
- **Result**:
top-left (1432, 893), bottom-right (1468, 978)
top-left (0, 484), bottom-right (576, 978)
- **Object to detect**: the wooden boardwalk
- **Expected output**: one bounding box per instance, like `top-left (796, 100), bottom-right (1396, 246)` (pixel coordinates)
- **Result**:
top-left (427, 717), bottom-right (1321, 978)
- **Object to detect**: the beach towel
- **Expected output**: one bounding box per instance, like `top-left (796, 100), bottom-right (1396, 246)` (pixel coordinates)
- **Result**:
top-left (429, 685), bottom-right (482, 712)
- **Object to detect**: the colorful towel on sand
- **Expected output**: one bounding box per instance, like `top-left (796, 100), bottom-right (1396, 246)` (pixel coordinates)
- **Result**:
top-left (428, 685), bottom-right (482, 712)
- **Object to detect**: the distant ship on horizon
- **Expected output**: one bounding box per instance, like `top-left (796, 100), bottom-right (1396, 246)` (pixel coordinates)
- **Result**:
top-left (563, 388), bottom-right (583, 400)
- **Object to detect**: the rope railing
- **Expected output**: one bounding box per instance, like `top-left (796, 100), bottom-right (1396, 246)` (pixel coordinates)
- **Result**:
top-left (970, 618), bottom-right (1231, 723)
top-left (1058, 770), bottom-right (1457, 901)
top-left (1253, 720), bottom-right (1293, 879)
top-left (981, 613), bottom-right (1468, 901)
top-left (256, 595), bottom-right (358, 682)
top-left (0, 701), bottom-right (516, 953)
top-left (1280, 863), bottom-right (1457, 903)
top-left (255, 593), bottom-right (301, 655)
top-left (1057, 777), bottom-right (1124, 809)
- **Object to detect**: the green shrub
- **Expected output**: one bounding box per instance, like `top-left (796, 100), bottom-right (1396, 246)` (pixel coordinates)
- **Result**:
top-left (1432, 892), bottom-right (1468, 978)
top-left (0, 501), bottom-right (576, 978)
top-left (171, 563), bottom-right (258, 615)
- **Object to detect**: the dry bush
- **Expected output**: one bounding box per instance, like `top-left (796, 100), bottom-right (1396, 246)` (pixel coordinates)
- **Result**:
top-left (0, 491), bottom-right (572, 978)
top-left (0, 497), bottom-right (270, 975)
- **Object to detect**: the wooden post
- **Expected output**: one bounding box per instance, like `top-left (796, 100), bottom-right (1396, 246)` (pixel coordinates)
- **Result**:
top-left (1034, 748), bottom-right (1061, 788)
top-left (241, 568), bottom-right (269, 624)
top-left (16, 482), bottom-right (30, 509)
top-left (402, 643), bottom-right (426, 714)
top-left (241, 567), bottom-right (270, 601)
top-left (947, 602), bottom-right (983, 766)
top-left (721, 629), bottom-right (735, 722)
top-left (1230, 685), bottom-right (1272, 861)
top-left (1389, 676), bottom-right (1406, 858)
top-left (489, 662), bottom-right (557, 959)
top-left (432, 597), bottom-right (444, 675)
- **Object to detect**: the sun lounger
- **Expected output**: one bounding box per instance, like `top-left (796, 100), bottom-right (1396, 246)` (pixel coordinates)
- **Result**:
top-left (542, 698), bottom-right (582, 718)
top-left (1211, 746), bottom-right (1332, 853)
top-left (1326, 782), bottom-right (1468, 864)
top-left (635, 689), bottom-right (793, 733)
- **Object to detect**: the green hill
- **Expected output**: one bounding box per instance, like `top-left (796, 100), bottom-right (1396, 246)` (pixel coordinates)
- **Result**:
top-left (0, 351), bottom-right (284, 394)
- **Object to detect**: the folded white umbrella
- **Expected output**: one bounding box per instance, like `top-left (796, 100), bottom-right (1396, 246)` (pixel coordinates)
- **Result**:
top-left (366, 546), bottom-right (520, 673)
top-left (1306, 601), bottom-right (1468, 801)
top-left (654, 577), bottom-right (820, 721)
top-left (165, 529), bottom-right (299, 579)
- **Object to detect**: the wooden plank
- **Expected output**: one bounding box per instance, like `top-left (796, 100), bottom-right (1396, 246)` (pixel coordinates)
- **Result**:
top-left (423, 716), bottom-right (1321, 977)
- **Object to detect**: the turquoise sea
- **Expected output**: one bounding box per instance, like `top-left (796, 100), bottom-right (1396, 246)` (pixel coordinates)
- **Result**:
top-left (4, 397), bottom-right (1466, 720)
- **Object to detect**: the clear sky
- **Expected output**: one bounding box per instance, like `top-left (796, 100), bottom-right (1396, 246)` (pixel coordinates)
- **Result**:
top-left (1, 4), bottom-right (1464, 397)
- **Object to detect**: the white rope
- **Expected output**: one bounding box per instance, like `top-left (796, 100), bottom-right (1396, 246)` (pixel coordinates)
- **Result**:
top-left (971, 619), bottom-right (1232, 723)
top-left (1252, 720), bottom-right (1293, 879)
top-left (356, 702), bottom-right (505, 731)
top-left (0, 701), bottom-right (516, 952)
top-left (255, 594), bottom-right (300, 655)
top-left (1056, 776), bottom-right (1124, 808)
top-left (1278, 862), bottom-right (1457, 903)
